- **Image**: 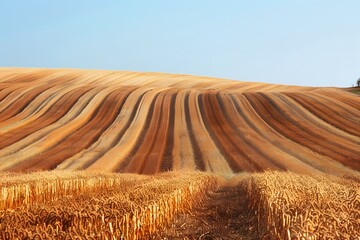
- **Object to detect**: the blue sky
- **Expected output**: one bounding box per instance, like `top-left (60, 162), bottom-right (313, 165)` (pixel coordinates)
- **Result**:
top-left (1, 1), bottom-right (359, 87)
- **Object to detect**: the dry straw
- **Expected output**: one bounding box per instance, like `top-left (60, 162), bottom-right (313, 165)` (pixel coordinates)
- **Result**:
top-left (0, 171), bottom-right (218, 239)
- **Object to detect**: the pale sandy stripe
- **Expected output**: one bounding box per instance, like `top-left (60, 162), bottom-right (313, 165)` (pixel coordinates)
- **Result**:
top-left (172, 89), bottom-right (195, 171)
top-left (224, 93), bottom-right (323, 175)
top-left (0, 84), bottom-right (42, 113)
top-left (56, 87), bottom-right (153, 170)
top-left (85, 88), bottom-right (160, 171)
top-left (0, 88), bottom-right (110, 169)
top-left (238, 94), bottom-right (356, 176)
top-left (313, 91), bottom-right (360, 116)
top-left (0, 84), bottom-right (79, 133)
top-left (188, 90), bottom-right (232, 174)
top-left (275, 93), bottom-right (359, 144)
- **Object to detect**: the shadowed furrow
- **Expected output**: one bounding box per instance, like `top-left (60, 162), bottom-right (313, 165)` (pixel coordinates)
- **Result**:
top-left (244, 92), bottom-right (359, 170)
top-left (123, 91), bottom-right (170, 174)
top-left (0, 87), bottom-right (92, 150)
top-left (8, 88), bottom-right (133, 172)
top-left (199, 92), bottom-right (259, 172)
top-left (230, 94), bottom-right (345, 175)
top-left (183, 92), bottom-right (205, 171)
top-left (284, 92), bottom-right (360, 136)
top-left (114, 91), bottom-right (161, 173)
top-left (318, 90), bottom-right (360, 110)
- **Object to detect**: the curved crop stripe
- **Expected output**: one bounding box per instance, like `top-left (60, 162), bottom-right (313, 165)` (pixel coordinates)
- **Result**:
top-left (0, 68), bottom-right (358, 175)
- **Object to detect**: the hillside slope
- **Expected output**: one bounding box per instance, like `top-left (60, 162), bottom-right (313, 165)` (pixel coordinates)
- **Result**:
top-left (0, 68), bottom-right (358, 175)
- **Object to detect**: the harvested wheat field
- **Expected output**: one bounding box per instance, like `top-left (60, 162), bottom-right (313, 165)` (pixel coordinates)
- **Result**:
top-left (0, 68), bottom-right (359, 239)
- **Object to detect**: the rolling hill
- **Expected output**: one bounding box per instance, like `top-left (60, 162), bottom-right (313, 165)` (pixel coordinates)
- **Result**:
top-left (0, 68), bottom-right (358, 175)
top-left (1, 68), bottom-right (359, 239)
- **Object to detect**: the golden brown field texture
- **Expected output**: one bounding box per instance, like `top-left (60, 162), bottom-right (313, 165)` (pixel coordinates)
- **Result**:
top-left (0, 68), bottom-right (359, 238)
top-left (0, 171), bottom-right (359, 239)
top-left (0, 68), bottom-right (359, 175)
top-left (0, 171), bottom-right (217, 239)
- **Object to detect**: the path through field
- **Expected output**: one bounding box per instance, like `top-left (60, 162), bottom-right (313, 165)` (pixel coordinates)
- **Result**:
top-left (0, 171), bottom-right (358, 239)
top-left (164, 182), bottom-right (260, 239)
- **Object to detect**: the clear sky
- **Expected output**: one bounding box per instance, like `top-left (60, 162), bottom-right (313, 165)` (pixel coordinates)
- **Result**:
top-left (1, 1), bottom-right (359, 87)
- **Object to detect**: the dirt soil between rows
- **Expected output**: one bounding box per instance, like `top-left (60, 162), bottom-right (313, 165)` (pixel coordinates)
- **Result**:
top-left (162, 183), bottom-right (260, 239)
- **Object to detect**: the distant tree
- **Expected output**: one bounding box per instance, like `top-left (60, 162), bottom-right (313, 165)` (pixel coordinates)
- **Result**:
top-left (357, 78), bottom-right (360, 87)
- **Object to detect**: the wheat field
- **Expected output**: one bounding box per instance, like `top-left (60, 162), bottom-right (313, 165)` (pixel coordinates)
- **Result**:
top-left (0, 68), bottom-right (359, 239)
top-left (0, 171), bottom-right (359, 239)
